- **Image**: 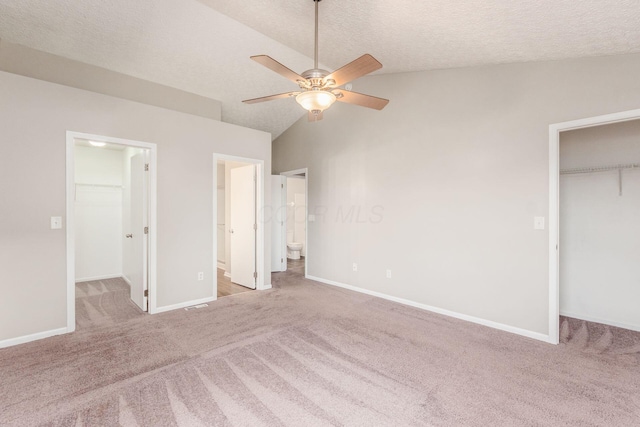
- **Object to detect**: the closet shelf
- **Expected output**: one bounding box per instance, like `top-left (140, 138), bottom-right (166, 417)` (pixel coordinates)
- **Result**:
top-left (560, 163), bottom-right (639, 196)
top-left (560, 163), bottom-right (639, 175)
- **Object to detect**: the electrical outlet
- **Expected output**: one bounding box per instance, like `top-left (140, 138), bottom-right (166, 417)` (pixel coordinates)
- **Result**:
top-left (50, 216), bottom-right (62, 229)
top-left (197, 272), bottom-right (204, 281)
top-left (386, 269), bottom-right (392, 279)
top-left (352, 263), bottom-right (358, 272)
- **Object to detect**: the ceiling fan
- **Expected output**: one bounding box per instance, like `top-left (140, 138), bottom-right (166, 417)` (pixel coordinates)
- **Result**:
top-left (242, 0), bottom-right (389, 121)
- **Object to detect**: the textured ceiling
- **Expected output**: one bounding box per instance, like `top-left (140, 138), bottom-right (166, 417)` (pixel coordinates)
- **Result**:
top-left (1, 1), bottom-right (640, 139)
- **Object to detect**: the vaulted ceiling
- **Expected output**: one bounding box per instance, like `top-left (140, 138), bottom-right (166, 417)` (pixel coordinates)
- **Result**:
top-left (1, 0), bottom-right (639, 139)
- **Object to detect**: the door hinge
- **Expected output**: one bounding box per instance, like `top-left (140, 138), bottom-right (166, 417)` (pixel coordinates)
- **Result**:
top-left (144, 289), bottom-right (149, 297)
top-left (145, 163), bottom-right (149, 172)
top-left (253, 223), bottom-right (257, 230)
top-left (281, 258), bottom-right (283, 263)
top-left (253, 272), bottom-right (257, 279)
top-left (281, 183), bottom-right (284, 188)
top-left (144, 226), bottom-right (149, 234)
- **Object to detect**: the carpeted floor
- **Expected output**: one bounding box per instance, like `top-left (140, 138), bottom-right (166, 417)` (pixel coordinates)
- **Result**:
top-left (75, 278), bottom-right (145, 329)
top-left (1, 268), bottom-right (639, 426)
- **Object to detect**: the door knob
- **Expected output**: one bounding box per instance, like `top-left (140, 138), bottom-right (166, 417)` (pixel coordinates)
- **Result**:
top-left (126, 234), bottom-right (133, 238)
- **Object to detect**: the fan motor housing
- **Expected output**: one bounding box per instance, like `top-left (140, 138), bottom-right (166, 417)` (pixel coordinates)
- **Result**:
top-left (301, 68), bottom-right (334, 89)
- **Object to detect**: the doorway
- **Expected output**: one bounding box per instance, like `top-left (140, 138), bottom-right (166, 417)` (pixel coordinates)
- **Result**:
top-left (549, 108), bottom-right (640, 344)
top-left (214, 155), bottom-right (265, 297)
top-left (558, 120), bottom-right (640, 332)
top-left (280, 169), bottom-right (308, 277)
top-left (66, 132), bottom-right (157, 333)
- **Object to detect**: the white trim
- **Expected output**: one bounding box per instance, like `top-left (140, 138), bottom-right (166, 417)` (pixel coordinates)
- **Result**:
top-left (560, 311), bottom-right (640, 333)
top-left (548, 108), bottom-right (640, 346)
top-left (0, 327), bottom-right (69, 349)
top-left (224, 272), bottom-right (231, 278)
top-left (262, 284), bottom-right (273, 290)
top-left (216, 261), bottom-right (226, 270)
top-left (280, 168), bottom-right (309, 276)
top-left (67, 131), bottom-right (159, 327)
top-left (154, 296), bottom-right (217, 314)
top-left (308, 275), bottom-right (552, 343)
top-left (75, 274), bottom-right (122, 283)
top-left (122, 275), bottom-right (132, 286)
top-left (213, 154), bottom-right (267, 296)
top-left (65, 136), bottom-right (76, 333)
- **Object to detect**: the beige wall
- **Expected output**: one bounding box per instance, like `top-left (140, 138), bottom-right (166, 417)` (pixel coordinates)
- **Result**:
top-left (74, 146), bottom-right (125, 281)
top-left (0, 39), bottom-right (222, 122)
top-left (0, 71), bottom-right (270, 343)
top-left (273, 52), bottom-right (640, 338)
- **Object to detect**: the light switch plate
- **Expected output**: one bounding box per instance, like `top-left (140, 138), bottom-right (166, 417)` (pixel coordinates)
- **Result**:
top-left (51, 216), bottom-right (62, 229)
top-left (534, 216), bottom-right (545, 230)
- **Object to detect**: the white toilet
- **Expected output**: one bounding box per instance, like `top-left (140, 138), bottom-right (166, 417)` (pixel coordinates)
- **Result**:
top-left (287, 242), bottom-right (303, 260)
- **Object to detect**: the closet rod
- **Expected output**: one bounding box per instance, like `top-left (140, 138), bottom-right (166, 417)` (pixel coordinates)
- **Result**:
top-left (560, 163), bottom-right (639, 196)
top-left (559, 163), bottom-right (639, 175)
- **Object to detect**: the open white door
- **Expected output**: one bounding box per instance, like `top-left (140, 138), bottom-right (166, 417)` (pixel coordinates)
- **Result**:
top-left (129, 153), bottom-right (148, 311)
top-left (271, 175), bottom-right (286, 272)
top-left (230, 165), bottom-right (256, 289)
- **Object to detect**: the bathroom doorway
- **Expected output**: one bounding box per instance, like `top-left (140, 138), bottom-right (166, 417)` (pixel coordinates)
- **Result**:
top-left (281, 169), bottom-right (308, 277)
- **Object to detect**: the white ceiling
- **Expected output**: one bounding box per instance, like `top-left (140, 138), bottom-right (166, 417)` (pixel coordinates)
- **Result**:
top-left (1, 0), bottom-right (639, 139)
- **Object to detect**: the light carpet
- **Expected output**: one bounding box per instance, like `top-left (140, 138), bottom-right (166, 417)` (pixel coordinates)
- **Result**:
top-left (1, 270), bottom-right (639, 426)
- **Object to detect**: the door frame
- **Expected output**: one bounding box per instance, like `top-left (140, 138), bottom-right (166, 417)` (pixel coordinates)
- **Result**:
top-left (212, 154), bottom-right (267, 295)
top-left (548, 108), bottom-right (640, 344)
top-left (280, 168), bottom-right (309, 278)
top-left (66, 131), bottom-right (158, 333)
top-left (271, 175), bottom-right (287, 272)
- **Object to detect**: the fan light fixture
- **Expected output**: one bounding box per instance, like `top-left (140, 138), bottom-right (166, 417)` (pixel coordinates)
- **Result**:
top-left (295, 90), bottom-right (336, 112)
top-left (242, 0), bottom-right (389, 122)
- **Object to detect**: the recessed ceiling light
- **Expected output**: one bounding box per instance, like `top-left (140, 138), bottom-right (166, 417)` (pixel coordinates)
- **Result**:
top-left (89, 141), bottom-right (106, 147)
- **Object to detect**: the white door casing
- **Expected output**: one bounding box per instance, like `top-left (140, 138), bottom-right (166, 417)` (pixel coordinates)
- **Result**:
top-left (230, 165), bottom-right (257, 289)
top-left (129, 152), bottom-right (148, 311)
top-left (271, 175), bottom-right (286, 272)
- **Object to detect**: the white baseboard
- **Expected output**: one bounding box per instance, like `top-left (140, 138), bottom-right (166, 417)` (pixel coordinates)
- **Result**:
top-left (306, 275), bottom-right (552, 344)
top-left (560, 310), bottom-right (640, 333)
top-left (122, 275), bottom-right (132, 286)
top-left (75, 274), bottom-right (122, 283)
top-left (0, 327), bottom-right (69, 349)
top-left (260, 284), bottom-right (272, 290)
top-left (224, 272), bottom-right (231, 279)
top-left (153, 296), bottom-right (217, 314)
top-left (217, 261), bottom-right (226, 270)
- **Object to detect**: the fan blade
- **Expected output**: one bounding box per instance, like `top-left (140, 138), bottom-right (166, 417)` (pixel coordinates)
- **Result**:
top-left (335, 90), bottom-right (389, 110)
top-left (242, 92), bottom-right (298, 104)
top-left (324, 54), bottom-right (382, 87)
top-left (251, 55), bottom-right (305, 84)
top-left (308, 110), bottom-right (324, 122)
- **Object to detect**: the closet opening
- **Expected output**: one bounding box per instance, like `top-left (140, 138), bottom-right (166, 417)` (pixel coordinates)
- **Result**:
top-left (66, 132), bottom-right (158, 332)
